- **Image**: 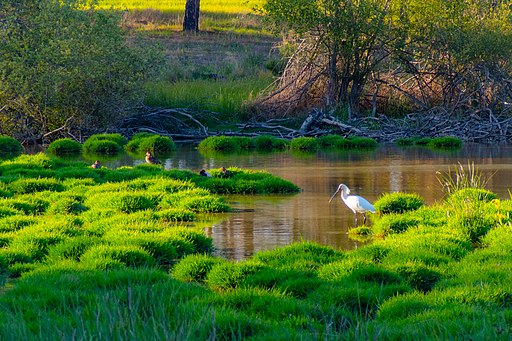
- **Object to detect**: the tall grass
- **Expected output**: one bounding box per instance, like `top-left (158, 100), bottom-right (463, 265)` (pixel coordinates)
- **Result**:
top-left (144, 76), bottom-right (272, 119)
top-left (97, 0), bottom-right (265, 14)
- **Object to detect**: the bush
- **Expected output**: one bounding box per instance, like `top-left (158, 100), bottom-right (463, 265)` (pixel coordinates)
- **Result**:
top-left (374, 192), bottom-right (424, 214)
top-left (46, 138), bottom-right (82, 156)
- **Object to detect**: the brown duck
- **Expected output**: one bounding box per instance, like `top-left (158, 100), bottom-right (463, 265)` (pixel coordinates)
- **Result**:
top-left (145, 151), bottom-right (161, 165)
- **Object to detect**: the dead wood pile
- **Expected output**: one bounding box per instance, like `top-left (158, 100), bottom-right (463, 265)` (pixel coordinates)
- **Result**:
top-left (116, 106), bottom-right (512, 143)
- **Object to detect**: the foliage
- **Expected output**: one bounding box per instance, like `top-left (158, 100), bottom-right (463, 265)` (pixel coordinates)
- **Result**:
top-left (260, 0), bottom-right (512, 120)
top-left (0, 0), bottom-right (162, 142)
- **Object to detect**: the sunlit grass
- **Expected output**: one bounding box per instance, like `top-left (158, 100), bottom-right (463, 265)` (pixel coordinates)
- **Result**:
top-left (97, 0), bottom-right (265, 14)
top-left (144, 75), bottom-right (273, 119)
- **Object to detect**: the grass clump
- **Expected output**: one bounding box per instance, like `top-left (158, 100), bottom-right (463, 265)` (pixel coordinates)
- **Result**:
top-left (197, 136), bottom-right (240, 153)
top-left (436, 161), bottom-right (492, 196)
top-left (82, 133), bottom-right (128, 155)
top-left (46, 138), bottom-right (82, 156)
top-left (0, 136), bottom-right (23, 156)
top-left (290, 137), bottom-right (319, 152)
top-left (254, 135), bottom-right (288, 151)
top-left (374, 192), bottom-right (424, 214)
top-left (125, 133), bottom-right (176, 154)
top-left (428, 136), bottom-right (462, 149)
top-left (171, 253), bottom-right (227, 283)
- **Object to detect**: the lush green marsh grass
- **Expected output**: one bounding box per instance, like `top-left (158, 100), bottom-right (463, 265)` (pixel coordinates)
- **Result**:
top-left (46, 138), bottom-right (82, 156)
top-left (0, 136), bottom-right (23, 157)
top-left (82, 133), bottom-right (127, 155)
top-left (98, 0), bottom-right (265, 14)
top-left (125, 132), bottom-right (177, 154)
top-left (428, 136), bottom-right (463, 149)
top-left (198, 135), bottom-right (289, 153)
top-left (290, 137), bottom-right (319, 152)
top-left (1, 154), bottom-right (512, 339)
top-left (144, 77), bottom-right (272, 119)
top-left (373, 192), bottom-right (424, 214)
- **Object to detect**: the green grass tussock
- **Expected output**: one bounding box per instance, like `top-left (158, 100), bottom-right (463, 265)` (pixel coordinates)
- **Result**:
top-left (125, 132), bottom-right (176, 154)
top-left (0, 136), bottom-right (23, 157)
top-left (374, 192), bottom-right (424, 214)
top-left (0, 153), bottom-right (511, 338)
top-left (46, 138), bottom-right (82, 156)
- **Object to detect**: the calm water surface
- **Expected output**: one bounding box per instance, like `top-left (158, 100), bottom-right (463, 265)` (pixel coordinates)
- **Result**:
top-left (103, 143), bottom-right (512, 260)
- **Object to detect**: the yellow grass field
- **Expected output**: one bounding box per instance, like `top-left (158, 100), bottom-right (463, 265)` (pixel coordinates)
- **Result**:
top-left (97, 0), bottom-right (265, 14)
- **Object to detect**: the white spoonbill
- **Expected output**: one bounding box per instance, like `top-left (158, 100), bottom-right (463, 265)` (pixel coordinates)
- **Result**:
top-left (329, 184), bottom-right (375, 225)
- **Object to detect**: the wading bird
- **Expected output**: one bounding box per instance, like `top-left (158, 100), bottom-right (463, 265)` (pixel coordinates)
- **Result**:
top-left (329, 183), bottom-right (375, 225)
top-left (145, 151), bottom-right (161, 165)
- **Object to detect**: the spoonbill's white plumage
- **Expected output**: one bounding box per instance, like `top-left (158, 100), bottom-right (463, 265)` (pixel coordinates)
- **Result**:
top-left (329, 183), bottom-right (375, 225)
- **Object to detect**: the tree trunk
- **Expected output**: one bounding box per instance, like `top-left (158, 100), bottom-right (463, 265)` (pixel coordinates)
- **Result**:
top-left (183, 0), bottom-right (200, 32)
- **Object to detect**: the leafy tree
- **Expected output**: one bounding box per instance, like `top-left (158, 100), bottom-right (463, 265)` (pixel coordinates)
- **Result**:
top-left (0, 0), bottom-right (161, 143)
top-left (261, 0), bottom-right (512, 118)
top-left (262, 0), bottom-right (398, 117)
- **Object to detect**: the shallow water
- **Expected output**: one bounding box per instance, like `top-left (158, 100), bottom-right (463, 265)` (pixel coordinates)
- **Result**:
top-left (100, 143), bottom-right (512, 260)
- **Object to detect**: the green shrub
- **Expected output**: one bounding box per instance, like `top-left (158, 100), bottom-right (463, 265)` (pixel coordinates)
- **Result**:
top-left (428, 136), bottom-right (462, 149)
top-left (108, 193), bottom-right (156, 213)
top-left (46, 138), bottom-right (82, 156)
top-left (0, 136), bottom-right (23, 156)
top-left (290, 137), bottom-right (319, 152)
top-left (172, 254), bottom-right (226, 283)
top-left (374, 192), bottom-right (424, 214)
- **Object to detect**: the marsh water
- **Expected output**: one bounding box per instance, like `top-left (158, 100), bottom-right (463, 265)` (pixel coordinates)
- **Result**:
top-left (100, 143), bottom-right (512, 260)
